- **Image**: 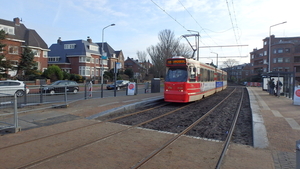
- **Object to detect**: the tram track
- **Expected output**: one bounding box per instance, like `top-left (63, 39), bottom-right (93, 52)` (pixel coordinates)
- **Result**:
top-left (0, 86), bottom-right (250, 169)
top-left (130, 87), bottom-right (242, 169)
top-left (12, 102), bottom-right (194, 168)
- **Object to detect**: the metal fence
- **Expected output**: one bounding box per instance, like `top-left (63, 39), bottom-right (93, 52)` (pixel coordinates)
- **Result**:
top-left (0, 81), bottom-right (160, 133)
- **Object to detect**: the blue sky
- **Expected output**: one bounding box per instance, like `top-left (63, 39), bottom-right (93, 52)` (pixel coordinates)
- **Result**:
top-left (1, 0), bottom-right (299, 67)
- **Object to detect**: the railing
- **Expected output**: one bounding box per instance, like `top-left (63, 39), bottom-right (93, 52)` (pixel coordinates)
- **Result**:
top-left (0, 82), bottom-right (160, 133)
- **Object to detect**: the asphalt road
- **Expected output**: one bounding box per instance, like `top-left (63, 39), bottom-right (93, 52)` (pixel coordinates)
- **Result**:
top-left (0, 85), bottom-right (160, 107)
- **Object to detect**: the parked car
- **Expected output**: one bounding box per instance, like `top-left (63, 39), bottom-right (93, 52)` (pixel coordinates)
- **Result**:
top-left (106, 80), bottom-right (130, 90)
top-left (40, 80), bottom-right (79, 95)
top-left (0, 80), bottom-right (29, 97)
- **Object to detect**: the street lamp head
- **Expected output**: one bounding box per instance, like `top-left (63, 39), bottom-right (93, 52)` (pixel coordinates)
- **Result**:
top-left (111, 24), bottom-right (116, 26)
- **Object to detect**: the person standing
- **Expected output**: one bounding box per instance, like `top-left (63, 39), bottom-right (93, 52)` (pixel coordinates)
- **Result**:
top-left (275, 80), bottom-right (282, 97)
top-left (269, 79), bottom-right (275, 95)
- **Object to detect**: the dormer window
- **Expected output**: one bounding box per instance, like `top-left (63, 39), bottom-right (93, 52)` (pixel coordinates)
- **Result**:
top-left (64, 44), bottom-right (76, 49)
top-left (0, 24), bottom-right (15, 35)
top-left (89, 45), bottom-right (98, 51)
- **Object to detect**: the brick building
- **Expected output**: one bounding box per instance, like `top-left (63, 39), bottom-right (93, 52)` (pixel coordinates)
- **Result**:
top-left (124, 57), bottom-right (152, 81)
top-left (250, 35), bottom-right (300, 82)
top-left (0, 17), bottom-right (49, 76)
top-left (48, 37), bottom-right (124, 80)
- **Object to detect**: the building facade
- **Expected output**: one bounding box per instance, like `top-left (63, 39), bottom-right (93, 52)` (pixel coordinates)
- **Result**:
top-left (124, 57), bottom-right (152, 81)
top-left (48, 37), bottom-right (124, 80)
top-left (250, 35), bottom-right (300, 82)
top-left (0, 17), bottom-right (49, 76)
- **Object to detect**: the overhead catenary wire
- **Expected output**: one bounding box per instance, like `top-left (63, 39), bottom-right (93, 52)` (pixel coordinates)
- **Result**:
top-left (225, 0), bottom-right (242, 56)
top-left (150, 0), bottom-right (189, 31)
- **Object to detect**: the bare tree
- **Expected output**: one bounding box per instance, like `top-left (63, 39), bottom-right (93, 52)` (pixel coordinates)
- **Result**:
top-left (136, 50), bottom-right (147, 63)
top-left (223, 59), bottom-right (239, 68)
top-left (176, 43), bottom-right (192, 58)
top-left (147, 29), bottom-right (191, 78)
top-left (223, 59), bottom-right (239, 82)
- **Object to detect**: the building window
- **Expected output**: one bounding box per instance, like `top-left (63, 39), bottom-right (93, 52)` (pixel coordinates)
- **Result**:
top-left (285, 58), bottom-right (290, 63)
top-left (89, 45), bottom-right (98, 51)
top-left (32, 49), bottom-right (40, 57)
top-left (273, 49), bottom-right (277, 54)
top-left (264, 51), bottom-right (267, 56)
top-left (278, 48), bottom-right (283, 53)
top-left (284, 67), bottom-right (289, 72)
top-left (79, 66), bottom-right (90, 76)
top-left (79, 56), bottom-right (91, 63)
top-left (64, 44), bottom-right (76, 49)
top-left (264, 41), bottom-right (267, 45)
top-left (295, 56), bottom-right (300, 63)
top-left (278, 58), bottom-right (283, 63)
top-left (273, 58), bottom-right (277, 63)
top-left (263, 59), bottom-right (267, 64)
top-left (8, 46), bottom-right (18, 54)
top-left (43, 51), bottom-right (48, 58)
top-left (0, 25), bottom-right (15, 35)
top-left (285, 48), bottom-right (290, 53)
top-left (48, 57), bottom-right (60, 62)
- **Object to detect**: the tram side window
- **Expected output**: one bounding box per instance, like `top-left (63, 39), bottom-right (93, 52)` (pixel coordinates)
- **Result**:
top-left (209, 70), bottom-right (214, 81)
top-left (212, 71), bottom-right (215, 81)
top-left (217, 73), bottom-right (221, 81)
top-left (201, 68), bottom-right (208, 81)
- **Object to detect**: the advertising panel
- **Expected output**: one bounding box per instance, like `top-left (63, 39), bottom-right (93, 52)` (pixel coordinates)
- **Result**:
top-left (294, 86), bottom-right (300, 106)
top-left (127, 82), bottom-right (136, 95)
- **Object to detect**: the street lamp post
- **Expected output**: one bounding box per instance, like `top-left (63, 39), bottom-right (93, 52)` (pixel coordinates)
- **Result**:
top-left (268, 21), bottom-right (286, 72)
top-left (211, 52), bottom-right (218, 68)
top-left (101, 23), bottom-right (115, 98)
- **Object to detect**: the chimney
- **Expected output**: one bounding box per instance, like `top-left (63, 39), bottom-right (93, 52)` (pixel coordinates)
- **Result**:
top-left (13, 17), bottom-right (20, 26)
top-left (87, 36), bottom-right (92, 43)
top-left (57, 37), bottom-right (62, 44)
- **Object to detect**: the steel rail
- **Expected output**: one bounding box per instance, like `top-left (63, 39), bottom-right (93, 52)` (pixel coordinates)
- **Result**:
top-left (131, 88), bottom-right (237, 169)
top-left (15, 102), bottom-right (194, 169)
top-left (215, 88), bottom-right (244, 169)
top-left (0, 103), bottom-right (168, 151)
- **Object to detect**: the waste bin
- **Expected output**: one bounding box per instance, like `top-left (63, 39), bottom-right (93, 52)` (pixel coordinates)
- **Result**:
top-left (151, 78), bottom-right (160, 93)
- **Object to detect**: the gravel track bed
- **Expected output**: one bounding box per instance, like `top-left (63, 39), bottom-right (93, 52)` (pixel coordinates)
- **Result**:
top-left (112, 85), bottom-right (253, 146)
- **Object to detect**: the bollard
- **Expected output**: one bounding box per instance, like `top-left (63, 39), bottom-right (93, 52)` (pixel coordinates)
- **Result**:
top-left (40, 84), bottom-right (43, 103)
top-left (297, 140), bottom-right (300, 169)
top-left (64, 85), bottom-right (67, 105)
top-left (14, 93), bottom-right (18, 130)
top-left (24, 84), bottom-right (27, 105)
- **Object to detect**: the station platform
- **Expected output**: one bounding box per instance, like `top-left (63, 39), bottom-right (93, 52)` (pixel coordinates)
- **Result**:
top-left (247, 87), bottom-right (299, 169)
top-left (0, 87), bottom-right (299, 168)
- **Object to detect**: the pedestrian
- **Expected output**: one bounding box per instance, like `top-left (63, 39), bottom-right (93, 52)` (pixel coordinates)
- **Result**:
top-left (275, 80), bottom-right (282, 97)
top-left (269, 79), bottom-right (275, 95)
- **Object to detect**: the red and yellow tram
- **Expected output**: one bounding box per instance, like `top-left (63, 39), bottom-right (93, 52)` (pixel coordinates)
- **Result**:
top-left (164, 56), bottom-right (227, 103)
